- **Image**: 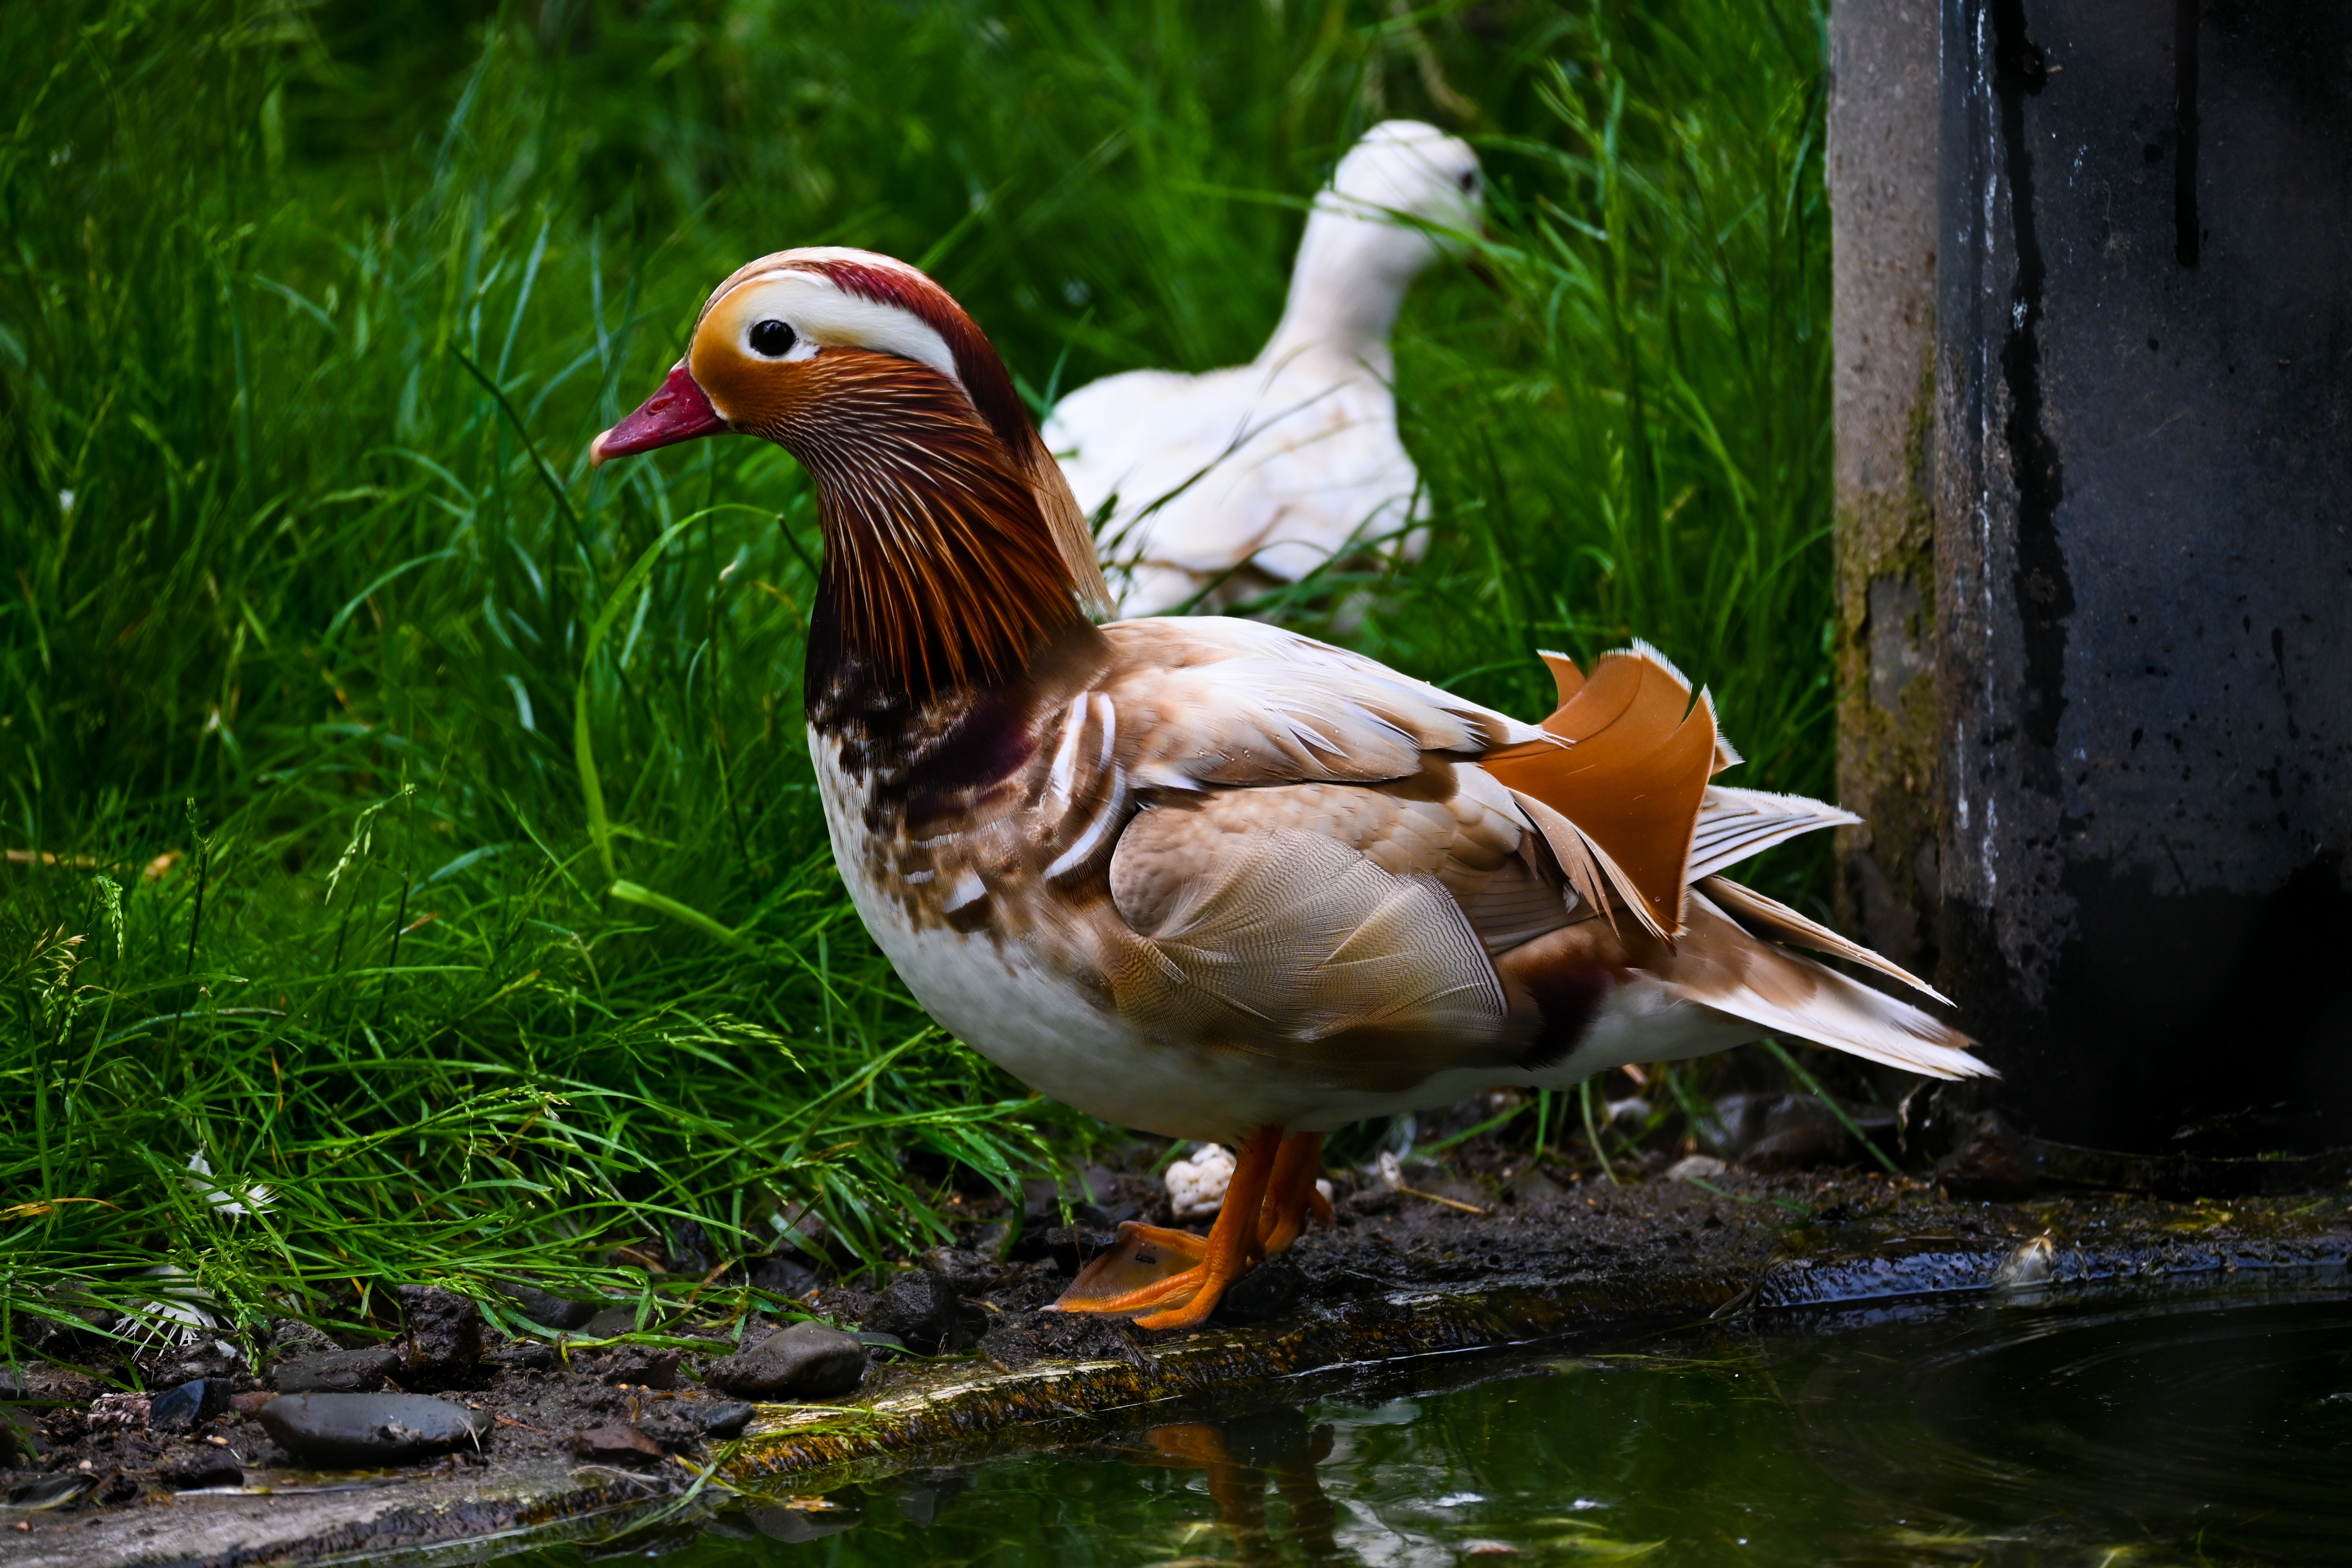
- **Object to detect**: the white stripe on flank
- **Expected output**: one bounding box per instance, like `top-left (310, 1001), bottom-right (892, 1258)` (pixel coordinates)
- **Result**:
top-left (1045, 695), bottom-right (1088, 804)
top-left (1046, 765), bottom-right (1126, 881)
top-left (1091, 692), bottom-right (1117, 773)
top-left (943, 869), bottom-right (986, 913)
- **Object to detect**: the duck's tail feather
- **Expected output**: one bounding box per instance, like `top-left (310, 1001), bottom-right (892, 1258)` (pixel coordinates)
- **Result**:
top-left (1688, 787), bottom-right (1859, 881)
top-left (1698, 874), bottom-right (1952, 1006)
top-left (1655, 889), bottom-right (1987, 1080)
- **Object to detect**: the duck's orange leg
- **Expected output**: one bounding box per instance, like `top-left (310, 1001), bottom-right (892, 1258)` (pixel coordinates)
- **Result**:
top-left (1256, 1132), bottom-right (1328, 1255)
top-left (1051, 1126), bottom-right (1284, 1325)
top-left (1133, 1126), bottom-right (1281, 1330)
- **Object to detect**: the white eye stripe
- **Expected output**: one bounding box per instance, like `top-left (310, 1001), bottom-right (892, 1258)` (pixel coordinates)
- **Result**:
top-left (709, 270), bottom-right (964, 390)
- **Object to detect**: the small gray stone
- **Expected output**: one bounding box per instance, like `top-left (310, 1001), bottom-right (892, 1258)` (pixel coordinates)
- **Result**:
top-left (258, 1392), bottom-right (488, 1466)
top-left (159, 1445), bottom-right (243, 1490)
top-left (863, 1271), bottom-right (959, 1353)
top-left (571, 1422), bottom-right (663, 1465)
top-left (269, 1318), bottom-right (339, 1358)
top-left (583, 1305), bottom-right (641, 1339)
top-left (697, 1399), bottom-right (755, 1438)
top-left (702, 1321), bottom-right (865, 1399)
top-left (270, 1348), bottom-right (400, 1394)
top-left (1665, 1154), bottom-right (1729, 1183)
top-left (504, 1283), bottom-right (598, 1332)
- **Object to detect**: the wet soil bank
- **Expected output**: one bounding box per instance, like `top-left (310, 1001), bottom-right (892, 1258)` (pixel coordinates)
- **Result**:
top-left (8, 1169), bottom-right (2349, 1566)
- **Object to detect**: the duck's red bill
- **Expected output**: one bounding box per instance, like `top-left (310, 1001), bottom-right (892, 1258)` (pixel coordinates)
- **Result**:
top-left (590, 364), bottom-right (727, 465)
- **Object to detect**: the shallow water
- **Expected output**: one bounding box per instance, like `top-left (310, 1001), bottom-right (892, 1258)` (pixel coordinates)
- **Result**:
top-left (541, 1291), bottom-right (2352, 1567)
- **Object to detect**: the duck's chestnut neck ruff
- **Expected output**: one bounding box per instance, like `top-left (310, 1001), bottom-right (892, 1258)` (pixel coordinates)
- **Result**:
top-left (593, 248), bottom-right (1110, 721)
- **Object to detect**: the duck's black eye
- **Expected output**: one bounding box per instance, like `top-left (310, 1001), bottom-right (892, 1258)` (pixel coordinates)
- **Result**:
top-left (749, 318), bottom-right (797, 357)
top-left (1458, 170), bottom-right (1479, 194)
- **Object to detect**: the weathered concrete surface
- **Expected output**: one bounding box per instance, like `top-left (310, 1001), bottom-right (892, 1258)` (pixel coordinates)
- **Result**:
top-left (1927, 0), bottom-right (2352, 1151)
top-left (14, 1175), bottom-right (2350, 1566)
top-left (1830, 0), bottom-right (1947, 976)
top-left (2, 1462), bottom-right (675, 1568)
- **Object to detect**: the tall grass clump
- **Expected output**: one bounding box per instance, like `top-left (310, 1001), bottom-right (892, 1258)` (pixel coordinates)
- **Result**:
top-left (0, 0), bottom-right (1830, 1357)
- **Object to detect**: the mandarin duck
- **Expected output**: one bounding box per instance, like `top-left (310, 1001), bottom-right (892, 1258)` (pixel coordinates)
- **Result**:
top-left (591, 246), bottom-right (1981, 1331)
top-left (1044, 121), bottom-right (1482, 617)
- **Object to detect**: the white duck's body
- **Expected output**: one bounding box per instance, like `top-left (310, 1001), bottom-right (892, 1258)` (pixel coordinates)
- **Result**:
top-left (1047, 122), bottom-right (1481, 617)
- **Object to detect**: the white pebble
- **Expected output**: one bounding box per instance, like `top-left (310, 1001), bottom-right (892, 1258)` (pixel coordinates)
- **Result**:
top-left (1164, 1143), bottom-right (1236, 1218)
top-left (1605, 1096), bottom-right (1652, 1131)
top-left (1665, 1154), bottom-right (1728, 1182)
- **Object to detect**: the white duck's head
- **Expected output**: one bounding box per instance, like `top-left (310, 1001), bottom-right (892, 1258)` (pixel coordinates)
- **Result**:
top-left (1267, 120), bottom-right (1484, 361)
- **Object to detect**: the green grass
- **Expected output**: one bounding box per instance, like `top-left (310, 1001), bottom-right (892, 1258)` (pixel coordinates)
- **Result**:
top-left (0, 0), bottom-right (1832, 1359)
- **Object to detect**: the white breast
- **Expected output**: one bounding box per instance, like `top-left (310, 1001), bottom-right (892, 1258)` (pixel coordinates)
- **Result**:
top-left (811, 732), bottom-right (1303, 1141)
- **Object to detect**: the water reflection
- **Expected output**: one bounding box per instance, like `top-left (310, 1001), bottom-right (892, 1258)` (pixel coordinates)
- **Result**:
top-left (1116, 1411), bottom-right (1342, 1564)
top-left (1786, 1292), bottom-right (2352, 1561)
top-left (527, 1291), bottom-right (2352, 1568)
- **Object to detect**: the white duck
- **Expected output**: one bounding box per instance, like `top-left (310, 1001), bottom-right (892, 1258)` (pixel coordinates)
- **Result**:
top-left (1046, 121), bottom-right (1483, 617)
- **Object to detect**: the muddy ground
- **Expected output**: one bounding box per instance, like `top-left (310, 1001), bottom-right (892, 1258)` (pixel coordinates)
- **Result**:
top-left (6, 1141), bottom-right (2351, 1564)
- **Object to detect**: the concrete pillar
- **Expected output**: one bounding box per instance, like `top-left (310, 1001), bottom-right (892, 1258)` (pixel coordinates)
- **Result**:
top-left (1926, 0), bottom-right (2352, 1152)
top-left (1829, 0), bottom-right (1947, 978)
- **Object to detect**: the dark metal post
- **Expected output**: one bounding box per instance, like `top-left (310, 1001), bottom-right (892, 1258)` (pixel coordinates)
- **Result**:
top-left (1927, 0), bottom-right (2352, 1152)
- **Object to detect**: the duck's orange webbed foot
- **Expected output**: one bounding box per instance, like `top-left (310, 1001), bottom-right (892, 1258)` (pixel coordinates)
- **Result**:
top-left (1048, 1125), bottom-right (1285, 1328)
top-left (1051, 1222), bottom-right (1210, 1313)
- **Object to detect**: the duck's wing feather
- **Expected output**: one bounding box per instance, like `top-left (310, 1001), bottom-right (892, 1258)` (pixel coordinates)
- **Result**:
top-left (1478, 645), bottom-right (1718, 939)
top-left (1077, 622), bottom-right (1982, 1086)
top-left (1100, 617), bottom-right (1528, 792)
top-left (1103, 782), bottom-right (1536, 1093)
